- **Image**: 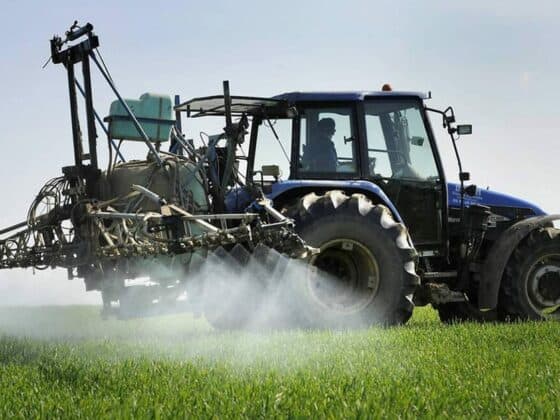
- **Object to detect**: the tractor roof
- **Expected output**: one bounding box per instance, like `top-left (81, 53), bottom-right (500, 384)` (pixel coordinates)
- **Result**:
top-left (175, 91), bottom-right (429, 118)
top-left (273, 91), bottom-right (429, 102)
top-left (175, 95), bottom-right (290, 118)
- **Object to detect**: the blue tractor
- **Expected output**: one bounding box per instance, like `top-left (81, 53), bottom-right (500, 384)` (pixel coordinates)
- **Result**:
top-left (175, 83), bottom-right (558, 327)
top-left (2, 23), bottom-right (558, 327)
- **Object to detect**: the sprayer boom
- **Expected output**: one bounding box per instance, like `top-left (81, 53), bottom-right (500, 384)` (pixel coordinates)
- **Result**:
top-left (0, 182), bottom-right (312, 271)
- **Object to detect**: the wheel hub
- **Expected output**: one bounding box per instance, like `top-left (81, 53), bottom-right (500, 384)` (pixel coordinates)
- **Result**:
top-left (530, 264), bottom-right (560, 308)
top-left (308, 239), bottom-right (379, 314)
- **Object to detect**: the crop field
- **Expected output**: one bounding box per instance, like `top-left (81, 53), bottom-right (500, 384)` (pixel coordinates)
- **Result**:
top-left (0, 306), bottom-right (559, 419)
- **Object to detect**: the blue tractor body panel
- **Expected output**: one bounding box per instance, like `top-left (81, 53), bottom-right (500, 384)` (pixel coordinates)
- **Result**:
top-left (447, 183), bottom-right (546, 215)
top-left (266, 180), bottom-right (404, 222)
top-left (226, 180), bottom-right (546, 222)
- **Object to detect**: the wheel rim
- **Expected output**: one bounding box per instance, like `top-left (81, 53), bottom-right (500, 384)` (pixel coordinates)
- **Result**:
top-left (525, 253), bottom-right (560, 318)
top-left (307, 239), bottom-right (379, 314)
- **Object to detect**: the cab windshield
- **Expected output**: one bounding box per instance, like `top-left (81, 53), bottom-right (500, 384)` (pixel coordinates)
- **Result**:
top-left (365, 99), bottom-right (439, 182)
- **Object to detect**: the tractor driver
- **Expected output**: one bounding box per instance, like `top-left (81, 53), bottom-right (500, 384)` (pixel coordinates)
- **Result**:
top-left (302, 117), bottom-right (338, 172)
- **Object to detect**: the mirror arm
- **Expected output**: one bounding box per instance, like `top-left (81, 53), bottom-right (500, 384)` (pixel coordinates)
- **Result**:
top-left (426, 106), bottom-right (468, 239)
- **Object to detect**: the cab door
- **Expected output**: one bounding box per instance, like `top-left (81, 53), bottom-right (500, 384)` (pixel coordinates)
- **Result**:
top-left (363, 98), bottom-right (444, 247)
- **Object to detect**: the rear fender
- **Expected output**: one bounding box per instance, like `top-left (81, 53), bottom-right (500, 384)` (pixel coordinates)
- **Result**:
top-left (268, 180), bottom-right (404, 223)
top-left (478, 214), bottom-right (560, 310)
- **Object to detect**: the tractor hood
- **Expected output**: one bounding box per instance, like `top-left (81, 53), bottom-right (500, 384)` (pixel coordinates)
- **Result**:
top-left (447, 183), bottom-right (546, 216)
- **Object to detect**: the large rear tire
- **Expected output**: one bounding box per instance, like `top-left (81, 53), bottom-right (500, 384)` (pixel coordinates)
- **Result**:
top-left (285, 190), bottom-right (419, 328)
top-left (499, 227), bottom-right (560, 321)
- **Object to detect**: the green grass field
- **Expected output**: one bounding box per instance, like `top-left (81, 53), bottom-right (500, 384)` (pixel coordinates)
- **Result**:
top-left (0, 306), bottom-right (559, 419)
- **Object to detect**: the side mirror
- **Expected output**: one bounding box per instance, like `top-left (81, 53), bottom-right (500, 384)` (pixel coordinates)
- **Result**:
top-left (457, 124), bottom-right (472, 135)
top-left (262, 165), bottom-right (280, 178)
top-left (410, 136), bottom-right (424, 146)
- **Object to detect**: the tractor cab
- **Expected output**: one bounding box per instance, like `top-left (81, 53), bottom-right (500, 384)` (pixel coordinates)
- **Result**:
top-left (244, 90), bottom-right (448, 251)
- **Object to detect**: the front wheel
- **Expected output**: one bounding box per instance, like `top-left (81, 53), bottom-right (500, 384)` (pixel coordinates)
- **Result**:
top-left (285, 190), bottom-right (419, 328)
top-left (499, 227), bottom-right (560, 320)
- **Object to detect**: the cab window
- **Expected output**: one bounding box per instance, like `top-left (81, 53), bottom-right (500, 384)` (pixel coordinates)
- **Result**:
top-left (252, 118), bottom-right (292, 180)
top-left (299, 106), bottom-right (358, 176)
top-left (365, 100), bottom-right (439, 182)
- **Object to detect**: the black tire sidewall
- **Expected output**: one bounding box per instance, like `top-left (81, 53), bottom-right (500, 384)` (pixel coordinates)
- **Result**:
top-left (293, 204), bottom-right (412, 327)
top-left (510, 241), bottom-right (560, 320)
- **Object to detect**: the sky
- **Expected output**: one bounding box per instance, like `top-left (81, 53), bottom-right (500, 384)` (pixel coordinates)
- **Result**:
top-left (0, 0), bottom-right (559, 304)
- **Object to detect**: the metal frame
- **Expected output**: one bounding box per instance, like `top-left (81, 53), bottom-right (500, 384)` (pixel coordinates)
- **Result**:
top-left (0, 183), bottom-right (312, 270)
top-left (50, 23), bottom-right (161, 171)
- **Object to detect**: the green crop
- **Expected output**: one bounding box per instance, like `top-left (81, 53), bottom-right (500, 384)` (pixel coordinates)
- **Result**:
top-left (0, 306), bottom-right (559, 419)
